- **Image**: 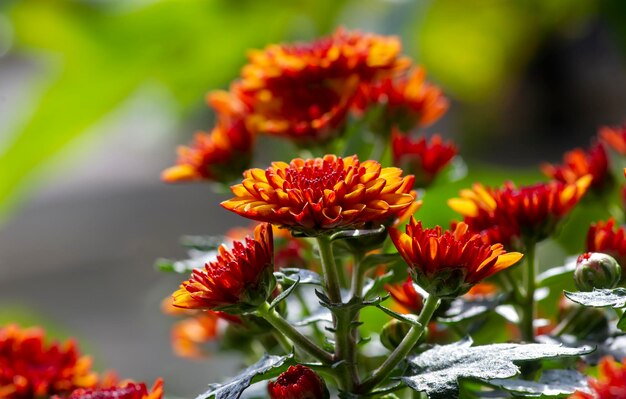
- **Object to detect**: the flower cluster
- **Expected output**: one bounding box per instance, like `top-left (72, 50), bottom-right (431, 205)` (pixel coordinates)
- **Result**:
top-left (542, 142), bottom-right (610, 191)
top-left (54, 380), bottom-right (164, 399)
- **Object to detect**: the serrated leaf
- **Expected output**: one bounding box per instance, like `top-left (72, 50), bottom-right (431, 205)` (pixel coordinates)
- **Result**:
top-left (439, 295), bottom-right (504, 323)
top-left (269, 277), bottom-right (299, 310)
top-left (487, 369), bottom-right (589, 398)
top-left (197, 353), bottom-right (292, 399)
top-left (377, 305), bottom-right (422, 327)
top-left (537, 258), bottom-right (576, 287)
top-left (154, 249), bottom-right (216, 274)
top-left (564, 288), bottom-right (626, 308)
top-left (402, 338), bottom-right (593, 399)
top-left (275, 268), bottom-right (322, 285)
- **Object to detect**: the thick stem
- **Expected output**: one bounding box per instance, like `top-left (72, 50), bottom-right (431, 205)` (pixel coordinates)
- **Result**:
top-left (358, 294), bottom-right (441, 393)
top-left (257, 302), bottom-right (333, 364)
top-left (316, 236), bottom-right (343, 304)
top-left (521, 242), bottom-right (537, 342)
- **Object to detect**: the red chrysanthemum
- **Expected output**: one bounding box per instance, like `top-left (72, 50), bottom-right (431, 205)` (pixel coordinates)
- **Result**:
top-left (162, 91), bottom-right (253, 183)
top-left (235, 28), bottom-right (410, 142)
top-left (392, 131), bottom-right (457, 188)
top-left (55, 379), bottom-right (163, 399)
top-left (390, 219), bottom-right (523, 298)
top-left (221, 155), bottom-right (416, 234)
top-left (600, 124), bottom-right (626, 155)
top-left (267, 365), bottom-right (329, 399)
top-left (0, 324), bottom-right (98, 399)
top-left (542, 142), bottom-right (610, 191)
top-left (386, 278), bottom-right (424, 314)
top-left (354, 67), bottom-right (448, 131)
top-left (570, 356), bottom-right (626, 399)
top-left (448, 176), bottom-right (592, 248)
top-left (172, 223), bottom-right (274, 312)
top-left (587, 218), bottom-right (626, 277)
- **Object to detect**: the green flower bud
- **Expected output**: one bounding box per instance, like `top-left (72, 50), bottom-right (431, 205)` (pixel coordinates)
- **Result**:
top-left (574, 252), bottom-right (621, 292)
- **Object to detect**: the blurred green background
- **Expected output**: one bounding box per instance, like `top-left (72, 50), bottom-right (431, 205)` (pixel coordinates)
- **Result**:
top-left (0, 0), bottom-right (625, 396)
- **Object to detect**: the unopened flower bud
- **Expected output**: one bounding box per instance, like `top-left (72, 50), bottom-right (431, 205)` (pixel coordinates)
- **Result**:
top-left (268, 365), bottom-right (329, 399)
top-left (574, 252), bottom-right (621, 292)
top-left (380, 319), bottom-right (411, 350)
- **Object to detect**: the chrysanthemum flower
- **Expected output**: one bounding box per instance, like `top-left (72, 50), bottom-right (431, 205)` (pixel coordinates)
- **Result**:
top-left (600, 124), bottom-right (626, 155)
top-left (570, 356), bottom-right (626, 399)
top-left (386, 278), bottom-right (424, 314)
top-left (268, 365), bottom-right (329, 399)
top-left (0, 324), bottom-right (98, 399)
top-left (55, 379), bottom-right (163, 399)
top-left (448, 176), bottom-right (592, 247)
top-left (541, 143), bottom-right (610, 191)
top-left (221, 155), bottom-right (416, 234)
top-left (235, 28), bottom-right (409, 142)
top-left (172, 223), bottom-right (274, 313)
top-left (587, 218), bottom-right (626, 278)
top-left (162, 92), bottom-right (253, 183)
top-left (392, 131), bottom-right (457, 188)
top-left (354, 67), bottom-right (448, 131)
top-left (390, 219), bottom-right (522, 298)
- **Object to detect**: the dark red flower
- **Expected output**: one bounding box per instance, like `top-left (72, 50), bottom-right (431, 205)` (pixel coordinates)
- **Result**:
top-left (390, 219), bottom-right (522, 298)
top-left (172, 223), bottom-right (274, 312)
top-left (267, 365), bottom-right (329, 399)
top-left (542, 142), bottom-right (610, 191)
top-left (54, 379), bottom-right (163, 399)
top-left (449, 177), bottom-right (592, 247)
top-left (587, 218), bottom-right (626, 278)
top-left (392, 131), bottom-right (457, 188)
top-left (0, 324), bottom-right (98, 399)
top-left (570, 356), bottom-right (626, 398)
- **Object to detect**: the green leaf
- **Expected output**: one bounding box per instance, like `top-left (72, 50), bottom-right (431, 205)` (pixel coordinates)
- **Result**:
top-left (292, 309), bottom-right (332, 327)
top-left (275, 268), bottom-right (322, 285)
top-left (329, 225), bottom-right (386, 241)
top-left (376, 304), bottom-right (422, 327)
top-left (197, 353), bottom-right (293, 399)
top-left (154, 249), bottom-right (215, 274)
top-left (487, 369), bottom-right (589, 398)
top-left (618, 312), bottom-right (626, 332)
top-left (439, 295), bottom-right (504, 324)
top-left (537, 258), bottom-right (576, 288)
top-left (564, 288), bottom-right (626, 308)
top-left (179, 235), bottom-right (224, 251)
top-left (269, 276), bottom-right (299, 310)
top-left (403, 338), bottom-right (593, 399)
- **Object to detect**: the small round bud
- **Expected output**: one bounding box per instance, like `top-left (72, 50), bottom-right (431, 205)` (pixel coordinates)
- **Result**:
top-left (574, 252), bottom-right (621, 292)
top-left (268, 365), bottom-right (329, 399)
top-left (380, 319), bottom-right (412, 350)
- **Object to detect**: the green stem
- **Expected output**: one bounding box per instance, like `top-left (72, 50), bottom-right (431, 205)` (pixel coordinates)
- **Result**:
top-left (272, 330), bottom-right (293, 354)
top-left (501, 269), bottom-right (525, 304)
top-left (521, 241), bottom-right (537, 342)
top-left (358, 294), bottom-right (441, 393)
top-left (316, 236), bottom-right (342, 304)
top-left (257, 302), bottom-right (333, 364)
top-left (553, 305), bottom-right (585, 336)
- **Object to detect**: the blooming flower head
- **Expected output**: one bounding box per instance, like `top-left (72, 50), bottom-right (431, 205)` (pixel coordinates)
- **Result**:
top-left (172, 223), bottom-right (274, 313)
top-left (355, 67), bottom-right (448, 131)
top-left (221, 155), bottom-right (416, 235)
top-left (600, 124), bottom-right (626, 155)
top-left (448, 176), bottom-right (592, 248)
top-left (392, 131), bottom-right (457, 188)
top-left (570, 356), bottom-right (626, 399)
top-left (0, 324), bottom-right (98, 399)
top-left (587, 218), bottom-right (626, 279)
top-left (54, 379), bottom-right (164, 399)
top-left (390, 219), bottom-right (523, 298)
top-left (541, 142), bottom-right (610, 191)
top-left (235, 28), bottom-right (409, 142)
top-left (386, 277), bottom-right (424, 314)
top-left (267, 365), bottom-right (329, 399)
top-left (162, 92), bottom-right (253, 183)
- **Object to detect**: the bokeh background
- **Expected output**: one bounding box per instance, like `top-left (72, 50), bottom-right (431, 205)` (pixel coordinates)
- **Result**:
top-left (0, 0), bottom-right (625, 396)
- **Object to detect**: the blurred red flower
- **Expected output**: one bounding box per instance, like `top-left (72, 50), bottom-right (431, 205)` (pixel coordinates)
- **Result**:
top-left (570, 356), bottom-right (626, 398)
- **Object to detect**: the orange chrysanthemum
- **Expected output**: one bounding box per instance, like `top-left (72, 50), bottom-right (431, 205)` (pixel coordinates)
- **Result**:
top-left (221, 155), bottom-right (416, 234)
top-left (172, 223), bottom-right (274, 312)
top-left (587, 218), bottom-right (626, 277)
top-left (570, 356), bottom-right (626, 399)
top-left (55, 379), bottom-right (164, 399)
top-left (162, 92), bottom-right (253, 183)
top-left (542, 142), bottom-right (610, 191)
top-left (386, 278), bottom-right (424, 314)
top-left (392, 131), bottom-right (457, 188)
top-left (235, 28), bottom-right (409, 141)
top-left (0, 324), bottom-right (98, 399)
top-left (355, 67), bottom-right (448, 131)
top-left (390, 219), bottom-right (522, 298)
top-left (600, 124), bottom-right (626, 155)
top-left (448, 176), bottom-right (592, 248)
